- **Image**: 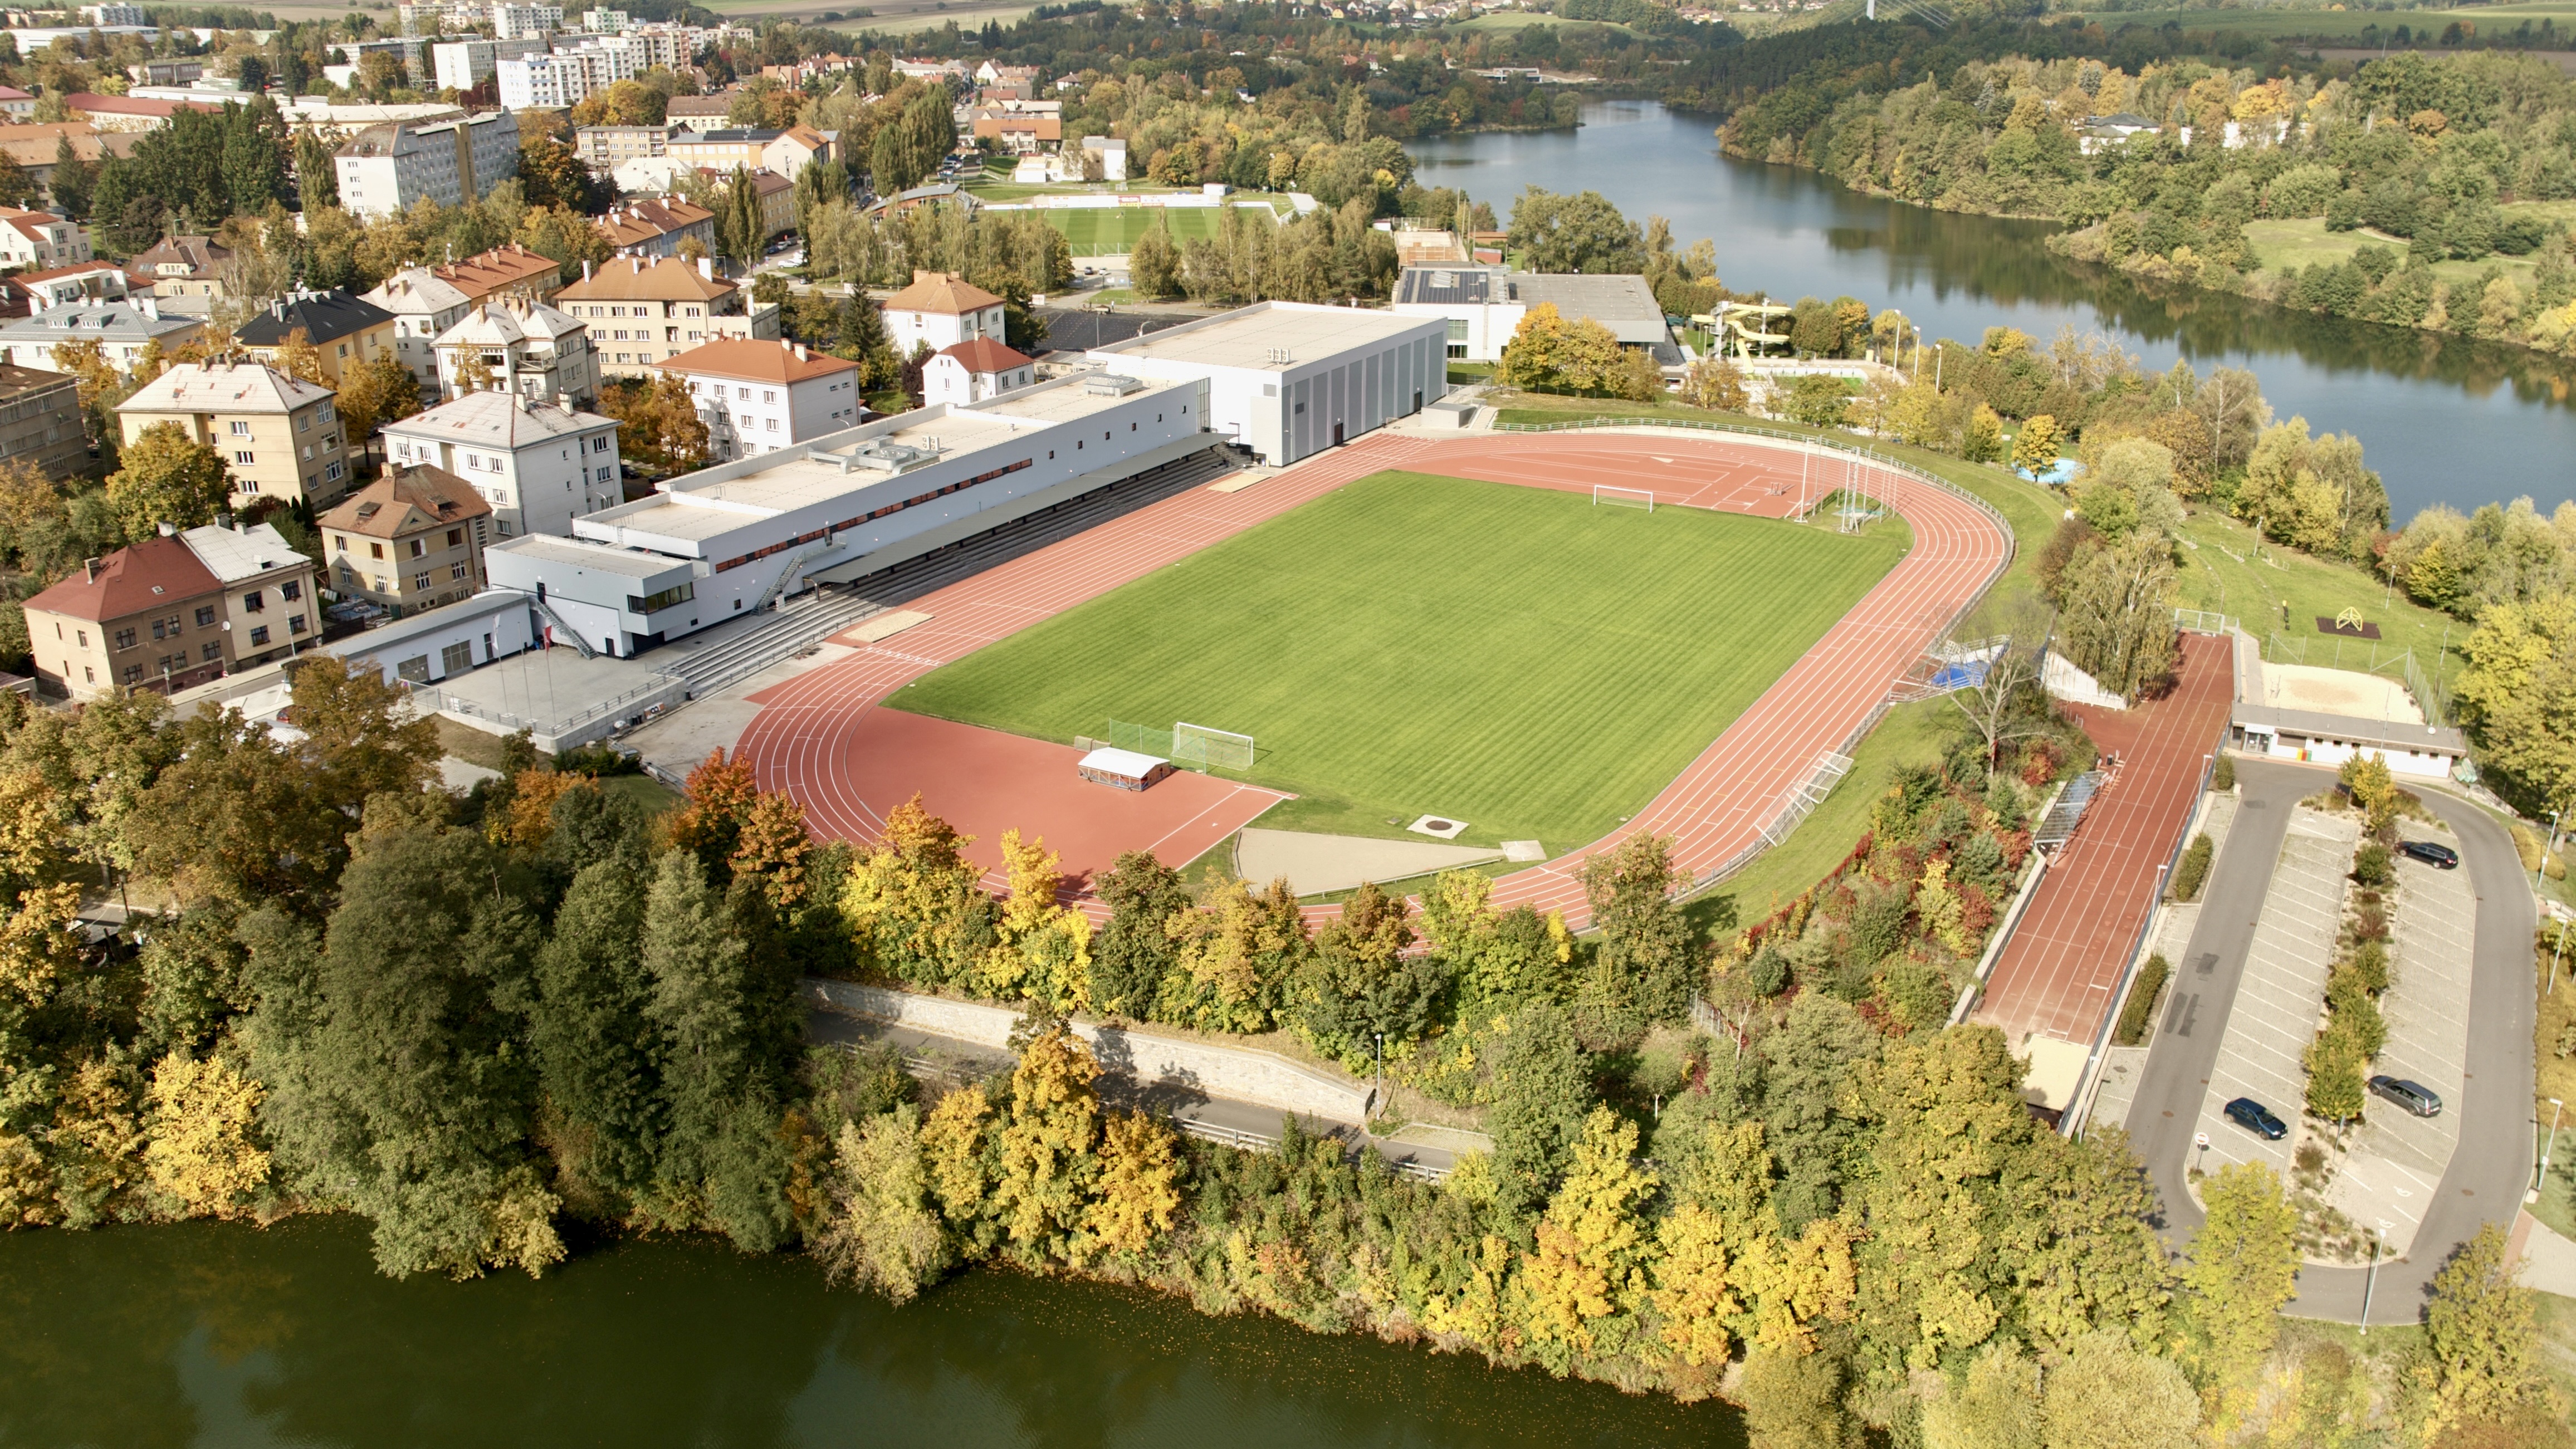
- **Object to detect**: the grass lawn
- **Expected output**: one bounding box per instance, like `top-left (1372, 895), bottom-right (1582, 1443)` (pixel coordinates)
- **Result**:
top-left (2172, 510), bottom-right (2460, 681)
top-left (2062, 3), bottom-right (2576, 39)
top-left (891, 472), bottom-right (1906, 849)
top-left (2242, 217), bottom-right (2548, 292)
top-left (1045, 205), bottom-right (1274, 254)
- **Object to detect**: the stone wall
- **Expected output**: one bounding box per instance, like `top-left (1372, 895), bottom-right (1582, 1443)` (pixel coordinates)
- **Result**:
top-left (803, 978), bottom-right (1373, 1124)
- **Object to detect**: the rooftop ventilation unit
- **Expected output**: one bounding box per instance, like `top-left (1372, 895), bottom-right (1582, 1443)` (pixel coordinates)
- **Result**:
top-left (1262, 347), bottom-right (1296, 365)
top-left (1083, 373), bottom-right (1145, 395)
top-left (838, 438), bottom-right (940, 473)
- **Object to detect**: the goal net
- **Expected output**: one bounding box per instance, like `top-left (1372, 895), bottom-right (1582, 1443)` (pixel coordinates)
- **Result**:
top-left (1172, 721), bottom-right (1255, 771)
top-left (1592, 484), bottom-right (1656, 512)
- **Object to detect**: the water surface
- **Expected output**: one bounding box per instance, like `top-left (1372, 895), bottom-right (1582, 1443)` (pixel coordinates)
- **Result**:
top-left (1411, 100), bottom-right (2576, 522)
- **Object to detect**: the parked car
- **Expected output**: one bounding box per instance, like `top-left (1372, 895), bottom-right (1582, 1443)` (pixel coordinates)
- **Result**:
top-left (2369, 1075), bottom-right (2443, 1117)
top-left (2398, 840), bottom-right (2460, 869)
top-left (2225, 1096), bottom-right (2289, 1140)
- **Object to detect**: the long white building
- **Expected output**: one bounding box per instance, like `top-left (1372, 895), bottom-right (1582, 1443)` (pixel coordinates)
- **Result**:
top-left (1086, 302), bottom-right (1447, 467)
top-left (430, 36), bottom-right (545, 91)
top-left (334, 113), bottom-right (520, 221)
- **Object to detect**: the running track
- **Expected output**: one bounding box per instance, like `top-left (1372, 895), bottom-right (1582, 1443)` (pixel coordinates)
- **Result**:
top-left (734, 430), bottom-right (2014, 928)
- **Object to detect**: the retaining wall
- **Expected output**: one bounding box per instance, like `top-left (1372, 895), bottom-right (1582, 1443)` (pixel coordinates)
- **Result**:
top-left (803, 978), bottom-right (1373, 1124)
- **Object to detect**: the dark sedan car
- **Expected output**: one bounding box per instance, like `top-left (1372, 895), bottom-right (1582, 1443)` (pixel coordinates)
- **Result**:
top-left (2225, 1096), bottom-right (2289, 1140)
top-left (2398, 840), bottom-right (2460, 869)
top-left (2369, 1075), bottom-right (2443, 1117)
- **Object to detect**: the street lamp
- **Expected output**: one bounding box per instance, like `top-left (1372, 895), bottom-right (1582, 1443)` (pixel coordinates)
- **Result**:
top-left (2541, 1098), bottom-right (2567, 1201)
top-left (2360, 1222), bottom-right (2387, 1334)
top-left (1373, 1032), bottom-right (1384, 1123)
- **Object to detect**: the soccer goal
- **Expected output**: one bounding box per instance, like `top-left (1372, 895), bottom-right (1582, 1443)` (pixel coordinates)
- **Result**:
top-left (1592, 484), bottom-right (1656, 513)
top-left (1173, 721), bottom-right (1256, 771)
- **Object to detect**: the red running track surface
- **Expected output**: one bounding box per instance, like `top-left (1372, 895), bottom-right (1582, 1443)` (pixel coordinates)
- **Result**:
top-left (733, 430), bottom-right (2013, 925)
top-left (1971, 632), bottom-right (2236, 1050)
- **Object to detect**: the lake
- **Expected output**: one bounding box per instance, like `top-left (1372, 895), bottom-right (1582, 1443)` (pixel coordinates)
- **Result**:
top-left (0, 1218), bottom-right (1747, 1448)
top-left (1409, 100), bottom-right (2576, 524)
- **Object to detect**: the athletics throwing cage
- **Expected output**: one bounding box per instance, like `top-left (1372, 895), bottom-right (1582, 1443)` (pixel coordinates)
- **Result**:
top-left (1592, 484), bottom-right (1656, 512)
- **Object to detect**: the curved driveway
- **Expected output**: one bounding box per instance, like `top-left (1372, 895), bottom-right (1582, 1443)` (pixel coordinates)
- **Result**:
top-left (2122, 757), bottom-right (2536, 1322)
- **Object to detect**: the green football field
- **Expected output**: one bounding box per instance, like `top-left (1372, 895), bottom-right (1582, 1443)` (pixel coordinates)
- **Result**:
top-left (1046, 205), bottom-right (1271, 254)
top-left (890, 474), bottom-right (1908, 850)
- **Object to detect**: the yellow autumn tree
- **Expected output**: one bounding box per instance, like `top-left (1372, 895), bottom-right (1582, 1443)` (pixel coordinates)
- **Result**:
top-left (487, 768), bottom-right (588, 851)
top-left (2338, 751), bottom-right (2397, 836)
top-left (2011, 414), bottom-right (2064, 478)
top-left (1163, 874), bottom-right (1303, 1033)
top-left (1416, 1230), bottom-right (1517, 1351)
top-left (991, 1020), bottom-right (1102, 1261)
top-left (0, 882), bottom-right (84, 1007)
top-left (1079, 1109), bottom-right (1180, 1261)
top-left (143, 1050), bottom-right (271, 1220)
top-left (976, 829), bottom-right (1092, 1011)
top-left (731, 789), bottom-right (813, 912)
top-left (1736, 1217), bottom-right (1859, 1354)
top-left (1519, 1107), bottom-right (1659, 1367)
top-left (918, 1085), bottom-right (994, 1233)
top-left (1915, 858), bottom-right (1970, 955)
top-left (1654, 1119), bottom-right (1777, 1366)
top-left (842, 795), bottom-right (989, 987)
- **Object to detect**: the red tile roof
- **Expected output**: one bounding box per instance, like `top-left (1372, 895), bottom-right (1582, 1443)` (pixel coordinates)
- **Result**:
top-left (939, 337), bottom-right (1032, 374)
top-left (22, 535), bottom-right (222, 622)
top-left (656, 337), bottom-right (857, 385)
top-left (882, 270), bottom-right (1002, 317)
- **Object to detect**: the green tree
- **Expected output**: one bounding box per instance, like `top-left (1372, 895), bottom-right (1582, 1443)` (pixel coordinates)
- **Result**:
top-left (2410, 1222), bottom-right (2560, 1439)
top-left (2042, 1331), bottom-right (2202, 1449)
top-left (1293, 880), bottom-right (1444, 1068)
top-left (1581, 833), bottom-right (1695, 1026)
top-left (640, 851), bottom-right (795, 1251)
top-left (1737, 1340), bottom-right (1855, 1449)
top-left (105, 422), bottom-right (231, 536)
top-left (1483, 999), bottom-right (1593, 1222)
top-left (530, 860), bottom-right (660, 1209)
top-left (2011, 414), bottom-right (2065, 477)
top-left (2180, 1162), bottom-right (2300, 1377)
top-left (1507, 186), bottom-right (1648, 274)
top-left (50, 134), bottom-right (94, 218)
top-left (1759, 992), bottom-right (1878, 1231)
top-left (2450, 594), bottom-right (2576, 819)
top-left (815, 1103), bottom-right (951, 1301)
top-left (1130, 215), bottom-right (1182, 299)
top-left (238, 821), bottom-right (561, 1280)
top-left (716, 164), bottom-right (764, 271)
top-left (1924, 1342), bottom-right (2043, 1449)
top-left (1091, 850), bottom-right (1189, 1020)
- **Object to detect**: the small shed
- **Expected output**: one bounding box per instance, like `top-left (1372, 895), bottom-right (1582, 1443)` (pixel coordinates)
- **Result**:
top-left (1078, 746), bottom-right (1174, 792)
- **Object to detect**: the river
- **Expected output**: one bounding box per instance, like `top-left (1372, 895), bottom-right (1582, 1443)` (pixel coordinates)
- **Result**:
top-left (1409, 100), bottom-right (2576, 524)
top-left (0, 1218), bottom-right (1745, 1447)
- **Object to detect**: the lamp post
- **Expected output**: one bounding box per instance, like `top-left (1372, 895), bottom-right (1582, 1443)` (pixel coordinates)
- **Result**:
top-left (2360, 1223), bottom-right (2387, 1334)
top-left (1373, 1032), bottom-right (1384, 1123)
top-left (2541, 1098), bottom-right (2567, 1201)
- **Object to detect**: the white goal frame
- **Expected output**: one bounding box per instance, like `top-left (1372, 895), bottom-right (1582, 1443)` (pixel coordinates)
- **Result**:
top-left (1592, 484), bottom-right (1656, 512)
top-left (1172, 721), bottom-right (1255, 771)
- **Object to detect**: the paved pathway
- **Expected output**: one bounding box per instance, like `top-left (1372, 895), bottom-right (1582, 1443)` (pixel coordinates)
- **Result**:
top-left (2328, 821), bottom-right (2474, 1256)
top-left (2187, 806), bottom-right (2357, 1182)
top-left (1975, 633), bottom-right (2235, 1054)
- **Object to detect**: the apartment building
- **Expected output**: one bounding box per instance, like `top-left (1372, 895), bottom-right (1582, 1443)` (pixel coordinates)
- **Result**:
top-left (922, 337), bottom-right (1034, 408)
top-left (881, 271), bottom-right (1007, 352)
top-left (553, 254), bottom-right (779, 379)
top-left (661, 339), bottom-right (864, 462)
top-left (432, 297), bottom-right (595, 403)
top-left (575, 123), bottom-right (668, 169)
top-left (497, 40), bottom-right (636, 110)
top-left (233, 289), bottom-right (397, 389)
top-left (16, 260), bottom-right (131, 310)
top-left (0, 123), bottom-right (127, 209)
top-left (0, 298), bottom-right (201, 373)
top-left (361, 268), bottom-right (476, 399)
top-left (23, 533), bottom-right (228, 699)
top-left (740, 168), bottom-right (793, 239)
top-left (491, 3), bottom-right (564, 40)
top-left (380, 390), bottom-right (622, 538)
top-left (663, 93), bottom-right (732, 133)
top-left (0, 363), bottom-right (86, 476)
top-left (0, 207), bottom-right (89, 268)
top-left (333, 112), bottom-right (520, 221)
top-left (433, 243), bottom-right (566, 308)
top-left (318, 465), bottom-right (493, 616)
top-left (429, 35), bottom-right (545, 91)
top-left (115, 360), bottom-right (348, 509)
top-left (128, 234), bottom-right (231, 297)
top-left (666, 125), bottom-right (832, 180)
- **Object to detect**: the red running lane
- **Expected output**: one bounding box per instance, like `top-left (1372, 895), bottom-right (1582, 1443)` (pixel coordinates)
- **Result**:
top-left (1972, 632), bottom-right (2236, 1050)
top-left (732, 430), bottom-right (2012, 926)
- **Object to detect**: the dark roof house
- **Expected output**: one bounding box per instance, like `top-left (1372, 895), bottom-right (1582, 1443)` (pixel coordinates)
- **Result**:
top-left (233, 287), bottom-right (397, 347)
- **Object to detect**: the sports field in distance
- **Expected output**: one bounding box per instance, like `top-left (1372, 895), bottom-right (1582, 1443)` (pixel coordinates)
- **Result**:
top-left (891, 473), bottom-right (1908, 849)
top-left (1046, 205), bottom-right (1275, 253)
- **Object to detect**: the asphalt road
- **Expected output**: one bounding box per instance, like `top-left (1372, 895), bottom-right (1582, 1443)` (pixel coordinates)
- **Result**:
top-left (2121, 757), bottom-right (2538, 1324)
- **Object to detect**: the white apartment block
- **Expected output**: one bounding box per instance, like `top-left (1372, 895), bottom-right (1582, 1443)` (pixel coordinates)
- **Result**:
top-left (431, 36), bottom-right (546, 92)
top-left (433, 298), bottom-right (596, 405)
top-left (497, 40), bottom-right (634, 110)
top-left (490, 3), bottom-right (564, 40)
top-left (581, 8), bottom-right (629, 31)
top-left (334, 114), bottom-right (521, 221)
top-left (382, 391), bottom-right (623, 539)
top-left (659, 340), bottom-right (864, 463)
top-left (80, 4), bottom-right (147, 23)
top-left (362, 269), bottom-right (475, 400)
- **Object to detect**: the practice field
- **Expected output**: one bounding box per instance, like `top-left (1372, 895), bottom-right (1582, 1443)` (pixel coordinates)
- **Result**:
top-left (1046, 205), bottom-right (1274, 253)
top-left (889, 473), bottom-right (1907, 848)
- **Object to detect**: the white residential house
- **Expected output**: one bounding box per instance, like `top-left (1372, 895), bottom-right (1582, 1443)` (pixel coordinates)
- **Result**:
top-left (1078, 135), bottom-right (1127, 182)
top-left (0, 208), bottom-right (91, 268)
top-left (879, 270), bottom-right (1006, 354)
top-left (334, 114), bottom-right (520, 221)
top-left (922, 337), bottom-right (1034, 407)
top-left (432, 297), bottom-right (597, 404)
top-left (0, 298), bottom-right (202, 373)
top-left (381, 390), bottom-right (624, 539)
top-left (657, 339), bottom-right (864, 462)
top-left (362, 268), bottom-right (476, 400)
